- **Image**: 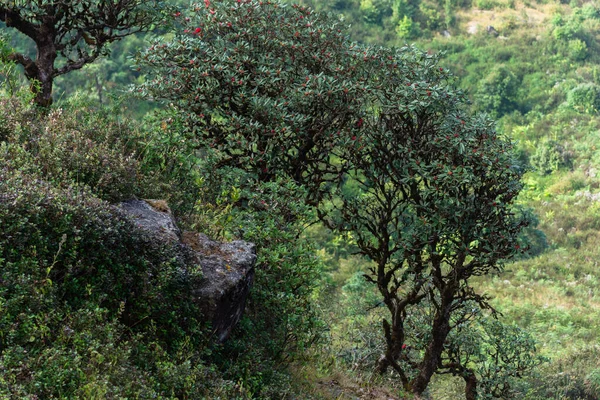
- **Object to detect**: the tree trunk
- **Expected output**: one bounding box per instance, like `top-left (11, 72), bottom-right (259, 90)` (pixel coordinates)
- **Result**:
top-left (33, 34), bottom-right (57, 107)
top-left (34, 75), bottom-right (54, 107)
top-left (376, 315), bottom-right (405, 374)
top-left (464, 371), bottom-right (478, 400)
top-left (410, 288), bottom-right (455, 394)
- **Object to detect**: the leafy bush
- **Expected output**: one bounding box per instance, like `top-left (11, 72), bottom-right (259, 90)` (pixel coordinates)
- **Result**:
top-left (568, 38), bottom-right (588, 61)
top-left (567, 83), bottom-right (600, 113)
top-left (530, 140), bottom-right (568, 175)
top-left (191, 167), bottom-right (325, 395)
top-left (0, 94), bottom-right (243, 398)
top-left (475, 65), bottom-right (520, 118)
top-left (0, 157), bottom-right (207, 338)
top-left (0, 99), bottom-right (149, 202)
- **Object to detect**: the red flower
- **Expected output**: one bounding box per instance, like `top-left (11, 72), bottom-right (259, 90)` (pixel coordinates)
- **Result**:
top-left (402, 344), bottom-right (407, 350)
top-left (351, 135), bottom-right (357, 141)
top-left (194, 27), bottom-right (202, 34)
top-left (204, 0), bottom-right (210, 7)
top-left (356, 118), bottom-right (363, 128)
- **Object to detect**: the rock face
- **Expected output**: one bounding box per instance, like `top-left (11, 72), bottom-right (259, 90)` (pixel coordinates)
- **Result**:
top-left (120, 199), bottom-right (257, 342)
top-left (183, 232), bottom-right (256, 342)
top-left (121, 199), bottom-right (180, 242)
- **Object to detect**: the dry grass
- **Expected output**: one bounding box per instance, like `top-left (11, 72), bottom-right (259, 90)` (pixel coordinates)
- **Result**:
top-left (455, 1), bottom-right (560, 36)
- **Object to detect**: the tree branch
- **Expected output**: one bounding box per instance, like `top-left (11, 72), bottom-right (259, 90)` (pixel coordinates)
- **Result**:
top-left (0, 7), bottom-right (40, 41)
top-left (7, 52), bottom-right (38, 80)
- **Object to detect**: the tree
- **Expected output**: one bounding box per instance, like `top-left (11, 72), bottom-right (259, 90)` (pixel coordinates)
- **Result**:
top-left (0, 0), bottom-right (167, 106)
top-left (136, 0), bottom-right (367, 202)
top-left (475, 65), bottom-right (519, 118)
top-left (138, 1), bottom-right (536, 396)
top-left (320, 45), bottom-right (533, 396)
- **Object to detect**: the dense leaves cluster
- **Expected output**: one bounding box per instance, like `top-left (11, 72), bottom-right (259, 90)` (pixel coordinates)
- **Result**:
top-left (138, 0), bottom-right (370, 201)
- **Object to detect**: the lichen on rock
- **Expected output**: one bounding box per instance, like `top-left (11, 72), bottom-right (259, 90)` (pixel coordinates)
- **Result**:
top-left (120, 199), bottom-right (257, 342)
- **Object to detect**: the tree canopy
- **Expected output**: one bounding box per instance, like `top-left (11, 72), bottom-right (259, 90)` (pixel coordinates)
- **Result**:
top-left (137, 0), bottom-right (370, 202)
top-left (0, 0), bottom-right (167, 106)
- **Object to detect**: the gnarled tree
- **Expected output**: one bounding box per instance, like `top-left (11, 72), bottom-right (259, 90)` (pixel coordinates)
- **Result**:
top-left (0, 0), bottom-right (166, 106)
top-left (321, 45), bottom-right (533, 396)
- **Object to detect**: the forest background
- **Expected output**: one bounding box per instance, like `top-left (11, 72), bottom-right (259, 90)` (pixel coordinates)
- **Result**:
top-left (1, 0), bottom-right (600, 399)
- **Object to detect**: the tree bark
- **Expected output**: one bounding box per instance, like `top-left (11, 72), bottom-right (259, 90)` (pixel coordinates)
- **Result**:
top-left (32, 34), bottom-right (57, 107)
top-left (410, 286), bottom-right (455, 394)
top-left (464, 371), bottom-right (478, 400)
top-left (376, 313), bottom-right (406, 380)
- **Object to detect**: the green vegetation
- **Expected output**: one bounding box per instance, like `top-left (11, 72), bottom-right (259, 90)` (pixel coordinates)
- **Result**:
top-left (0, 0), bottom-right (168, 106)
top-left (2, 0), bottom-right (600, 398)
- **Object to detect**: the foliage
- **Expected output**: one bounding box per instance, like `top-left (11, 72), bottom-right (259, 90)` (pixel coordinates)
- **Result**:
top-left (566, 83), bottom-right (600, 113)
top-left (530, 139), bottom-right (568, 175)
top-left (0, 0), bottom-right (169, 105)
top-left (445, 316), bottom-right (544, 398)
top-left (475, 65), bottom-right (520, 119)
top-left (188, 163), bottom-right (325, 395)
top-left (0, 92), bottom-right (253, 398)
top-left (136, 0), bottom-right (370, 203)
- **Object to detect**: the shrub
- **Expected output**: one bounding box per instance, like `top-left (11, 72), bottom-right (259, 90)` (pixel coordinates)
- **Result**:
top-left (475, 65), bottom-right (520, 118)
top-left (0, 135), bottom-right (243, 398)
top-left (192, 168), bottom-right (325, 394)
top-left (0, 99), bottom-right (147, 202)
top-left (568, 38), bottom-right (588, 61)
top-left (0, 139), bottom-right (208, 342)
top-left (530, 140), bottom-right (567, 175)
top-left (567, 83), bottom-right (600, 113)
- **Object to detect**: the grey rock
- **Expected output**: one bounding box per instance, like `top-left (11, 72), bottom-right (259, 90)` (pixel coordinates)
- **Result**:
top-left (183, 233), bottom-right (256, 342)
top-left (119, 199), bottom-right (256, 342)
top-left (120, 199), bottom-right (180, 242)
top-left (487, 25), bottom-right (499, 36)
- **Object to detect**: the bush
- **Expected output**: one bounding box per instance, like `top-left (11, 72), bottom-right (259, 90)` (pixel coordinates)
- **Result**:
top-left (568, 38), bottom-right (588, 61)
top-left (0, 99), bottom-right (147, 202)
top-left (0, 122), bottom-right (247, 398)
top-left (0, 158), bottom-right (206, 339)
top-left (530, 140), bottom-right (567, 175)
top-left (567, 83), bottom-right (600, 113)
top-left (192, 168), bottom-right (325, 395)
top-left (475, 65), bottom-right (520, 118)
